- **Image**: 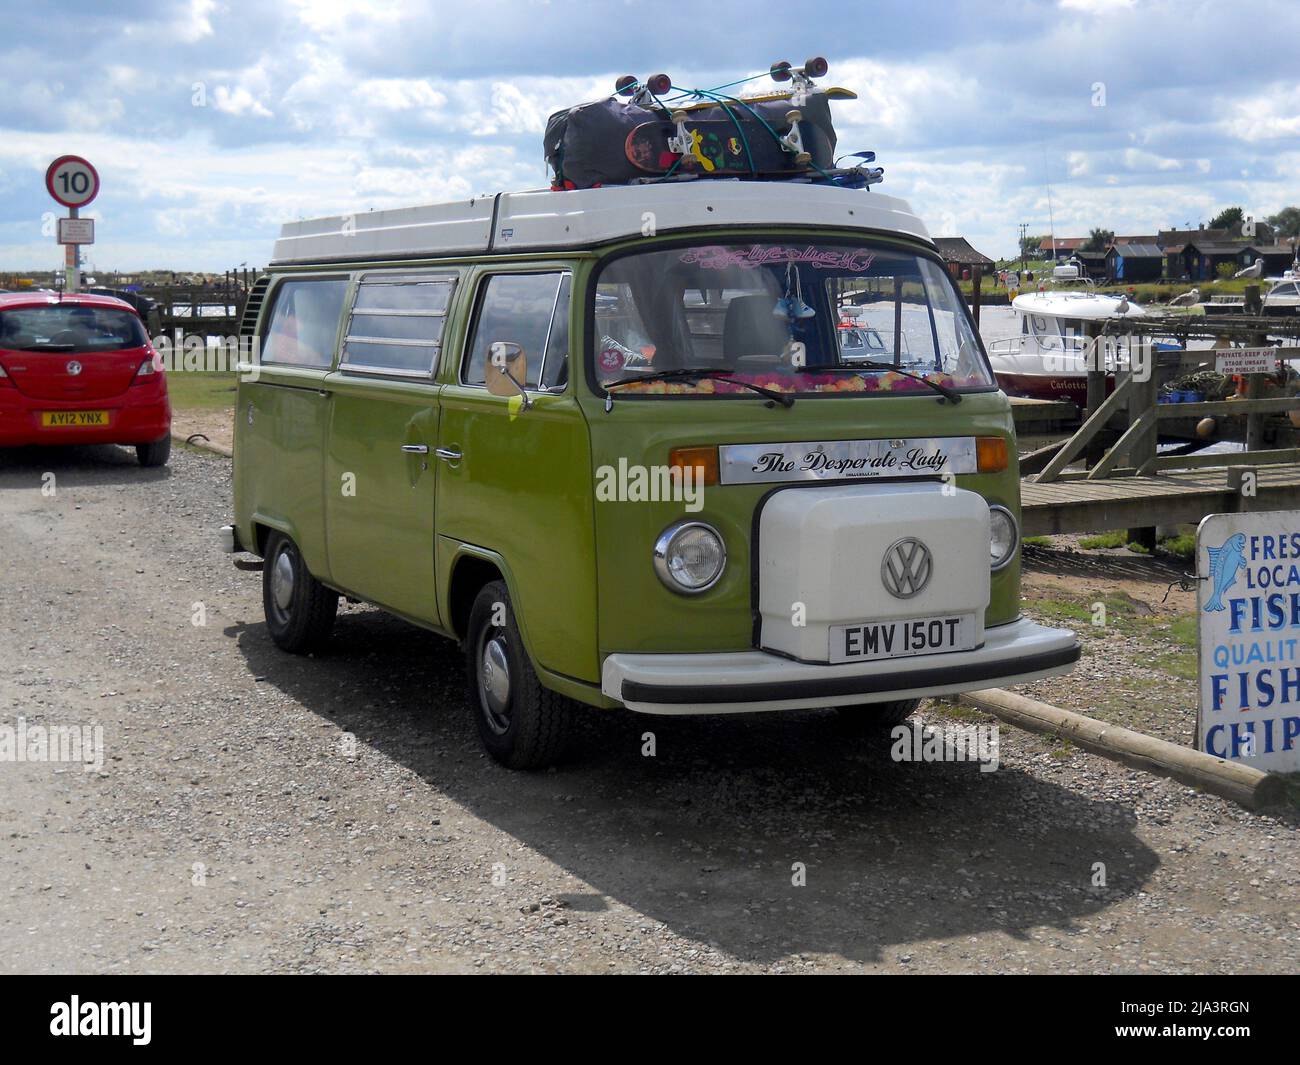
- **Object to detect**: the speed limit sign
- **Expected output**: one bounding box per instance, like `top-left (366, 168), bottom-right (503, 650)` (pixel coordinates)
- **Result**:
top-left (45, 155), bottom-right (99, 209)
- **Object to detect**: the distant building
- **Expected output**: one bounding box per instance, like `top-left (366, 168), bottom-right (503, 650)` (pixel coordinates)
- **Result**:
top-left (1036, 237), bottom-right (1085, 260)
top-left (1175, 239), bottom-right (1246, 281)
top-left (1237, 243), bottom-right (1297, 275)
top-left (1105, 242), bottom-right (1164, 282)
top-left (933, 237), bottom-right (995, 279)
top-left (1074, 250), bottom-right (1109, 281)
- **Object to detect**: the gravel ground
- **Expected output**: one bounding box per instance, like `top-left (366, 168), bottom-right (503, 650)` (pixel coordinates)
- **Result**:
top-left (2, 442), bottom-right (1298, 974)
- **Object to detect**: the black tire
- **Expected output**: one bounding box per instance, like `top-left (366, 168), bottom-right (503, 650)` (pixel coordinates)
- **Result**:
top-left (834, 698), bottom-right (921, 731)
top-left (262, 531), bottom-right (338, 653)
top-left (136, 435), bottom-right (171, 467)
top-left (465, 580), bottom-right (572, 769)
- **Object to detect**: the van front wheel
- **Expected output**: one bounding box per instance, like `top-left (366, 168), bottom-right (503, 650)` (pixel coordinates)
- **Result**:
top-left (262, 531), bottom-right (338, 653)
top-left (466, 580), bottom-right (572, 769)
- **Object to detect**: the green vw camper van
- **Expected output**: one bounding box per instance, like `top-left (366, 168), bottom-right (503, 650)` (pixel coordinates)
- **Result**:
top-left (224, 181), bottom-right (1079, 767)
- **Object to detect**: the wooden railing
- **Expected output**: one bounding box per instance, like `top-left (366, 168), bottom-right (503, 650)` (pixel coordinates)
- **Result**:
top-left (1029, 314), bottom-right (1300, 484)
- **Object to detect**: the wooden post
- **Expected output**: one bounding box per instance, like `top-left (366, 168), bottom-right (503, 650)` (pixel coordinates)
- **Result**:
top-left (1126, 335), bottom-right (1159, 547)
top-left (1228, 466), bottom-right (1261, 513)
top-left (1245, 372), bottom-right (1268, 453)
top-left (971, 264), bottom-right (982, 327)
top-left (1083, 320), bottom-right (1107, 467)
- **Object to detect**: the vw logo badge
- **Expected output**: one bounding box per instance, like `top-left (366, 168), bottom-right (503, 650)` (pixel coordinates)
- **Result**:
top-left (66, 361), bottom-right (82, 376)
top-left (881, 537), bottom-right (933, 599)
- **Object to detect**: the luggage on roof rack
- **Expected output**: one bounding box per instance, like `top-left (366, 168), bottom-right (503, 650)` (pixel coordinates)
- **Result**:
top-left (544, 88), bottom-right (846, 190)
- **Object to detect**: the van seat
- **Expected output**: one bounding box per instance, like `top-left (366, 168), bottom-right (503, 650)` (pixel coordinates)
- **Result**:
top-left (723, 294), bottom-right (789, 362)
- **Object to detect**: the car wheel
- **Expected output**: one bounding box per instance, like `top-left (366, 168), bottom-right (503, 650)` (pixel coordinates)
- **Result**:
top-left (262, 531), bottom-right (338, 653)
top-left (136, 435), bottom-right (171, 467)
top-left (834, 698), bottom-right (921, 731)
top-left (465, 580), bottom-right (572, 769)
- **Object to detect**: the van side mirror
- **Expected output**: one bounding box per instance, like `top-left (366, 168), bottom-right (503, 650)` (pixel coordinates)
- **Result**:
top-left (486, 341), bottom-right (532, 409)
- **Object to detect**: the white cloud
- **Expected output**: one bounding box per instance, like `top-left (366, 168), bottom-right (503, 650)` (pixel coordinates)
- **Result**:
top-left (1221, 83), bottom-right (1300, 142)
top-left (1059, 0), bottom-right (1137, 12)
top-left (213, 86), bottom-right (273, 118)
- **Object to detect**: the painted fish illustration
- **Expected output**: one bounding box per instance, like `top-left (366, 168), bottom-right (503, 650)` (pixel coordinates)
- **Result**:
top-left (1204, 533), bottom-right (1247, 612)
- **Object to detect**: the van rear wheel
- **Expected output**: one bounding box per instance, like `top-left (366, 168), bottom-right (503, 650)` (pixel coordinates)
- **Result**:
top-left (262, 531), bottom-right (338, 653)
top-left (466, 580), bottom-right (572, 769)
top-left (834, 698), bottom-right (921, 731)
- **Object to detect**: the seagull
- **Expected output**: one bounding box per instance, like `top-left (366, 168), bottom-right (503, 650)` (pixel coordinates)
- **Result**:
top-left (1168, 287), bottom-right (1200, 307)
top-left (1234, 257), bottom-right (1265, 280)
top-left (1116, 296), bottom-right (1130, 315)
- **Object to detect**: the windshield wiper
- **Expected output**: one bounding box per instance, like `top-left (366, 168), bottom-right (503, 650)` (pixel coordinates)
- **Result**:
top-left (823, 363), bottom-right (963, 404)
top-left (602, 368), bottom-right (795, 410)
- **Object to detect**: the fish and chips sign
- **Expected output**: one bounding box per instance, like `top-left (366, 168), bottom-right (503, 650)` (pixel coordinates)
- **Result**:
top-left (1197, 510), bottom-right (1300, 771)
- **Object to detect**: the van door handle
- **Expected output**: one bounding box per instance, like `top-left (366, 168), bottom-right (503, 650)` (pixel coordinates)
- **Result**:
top-left (434, 447), bottom-right (462, 462)
top-left (401, 444), bottom-right (429, 454)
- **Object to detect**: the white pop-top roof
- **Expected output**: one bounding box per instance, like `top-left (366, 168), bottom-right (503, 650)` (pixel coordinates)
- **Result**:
top-left (1012, 289), bottom-right (1147, 321)
top-left (270, 182), bottom-right (931, 265)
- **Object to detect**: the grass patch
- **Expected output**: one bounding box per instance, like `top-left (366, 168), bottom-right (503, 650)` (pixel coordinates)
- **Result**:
top-left (1078, 531), bottom-right (1128, 550)
top-left (1077, 530), bottom-right (1150, 553)
top-left (1159, 533), bottom-right (1197, 561)
top-left (1154, 650), bottom-right (1198, 682)
top-left (1023, 535), bottom-right (1054, 548)
top-left (1167, 616), bottom-right (1198, 650)
top-left (1027, 591), bottom-right (1158, 635)
top-left (166, 370), bottom-right (238, 412)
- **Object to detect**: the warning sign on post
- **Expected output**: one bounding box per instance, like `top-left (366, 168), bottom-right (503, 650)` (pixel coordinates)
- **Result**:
top-left (1214, 348), bottom-right (1280, 375)
top-left (56, 217), bottom-right (94, 245)
top-left (1197, 510), bottom-right (1300, 772)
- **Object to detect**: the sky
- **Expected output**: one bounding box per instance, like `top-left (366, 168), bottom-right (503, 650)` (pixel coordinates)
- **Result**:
top-left (1, 0), bottom-right (1298, 272)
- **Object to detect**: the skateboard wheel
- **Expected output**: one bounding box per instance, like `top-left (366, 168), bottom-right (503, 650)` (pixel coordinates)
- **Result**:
top-left (671, 110), bottom-right (688, 123)
top-left (647, 73), bottom-right (672, 95)
top-left (803, 56), bottom-right (828, 78)
top-left (786, 110), bottom-right (802, 123)
top-left (770, 61), bottom-right (792, 82)
top-left (615, 74), bottom-right (637, 96)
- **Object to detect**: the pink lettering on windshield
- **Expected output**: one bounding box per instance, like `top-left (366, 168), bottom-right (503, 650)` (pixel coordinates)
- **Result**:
top-left (678, 245), bottom-right (877, 272)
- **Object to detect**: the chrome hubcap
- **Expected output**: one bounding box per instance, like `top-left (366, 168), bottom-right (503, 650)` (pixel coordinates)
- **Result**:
top-left (272, 550), bottom-right (295, 612)
top-left (480, 634), bottom-right (512, 734)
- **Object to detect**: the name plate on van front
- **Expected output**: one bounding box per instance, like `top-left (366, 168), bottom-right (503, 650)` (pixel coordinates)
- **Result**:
top-left (718, 437), bottom-right (977, 485)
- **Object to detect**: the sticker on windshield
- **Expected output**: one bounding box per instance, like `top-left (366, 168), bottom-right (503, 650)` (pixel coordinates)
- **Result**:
top-left (678, 245), bottom-right (877, 272)
top-left (598, 346), bottom-right (626, 374)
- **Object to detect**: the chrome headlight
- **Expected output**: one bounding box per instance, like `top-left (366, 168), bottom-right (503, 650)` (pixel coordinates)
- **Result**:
top-left (653, 521), bottom-right (726, 594)
top-left (989, 505), bottom-right (1018, 571)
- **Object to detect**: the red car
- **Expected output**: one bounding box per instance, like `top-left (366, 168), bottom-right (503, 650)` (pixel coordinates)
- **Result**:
top-left (0, 292), bottom-right (171, 466)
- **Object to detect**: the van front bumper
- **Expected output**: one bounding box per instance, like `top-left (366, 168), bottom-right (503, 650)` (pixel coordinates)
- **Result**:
top-left (602, 617), bottom-right (1080, 714)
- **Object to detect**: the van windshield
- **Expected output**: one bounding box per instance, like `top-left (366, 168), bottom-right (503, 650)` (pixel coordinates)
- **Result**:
top-left (591, 240), bottom-right (995, 397)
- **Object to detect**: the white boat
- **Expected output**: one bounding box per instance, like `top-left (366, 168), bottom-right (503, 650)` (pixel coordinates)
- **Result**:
top-left (1263, 271), bottom-right (1300, 315)
top-left (985, 287), bottom-right (1147, 404)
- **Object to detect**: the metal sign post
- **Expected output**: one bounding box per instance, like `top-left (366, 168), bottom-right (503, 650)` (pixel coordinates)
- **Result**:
top-left (45, 156), bottom-right (99, 294)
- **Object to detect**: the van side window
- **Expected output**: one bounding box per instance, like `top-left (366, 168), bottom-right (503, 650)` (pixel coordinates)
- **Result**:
top-left (260, 279), bottom-right (349, 368)
top-left (464, 272), bottom-right (570, 391)
top-left (342, 274), bottom-right (456, 377)
top-left (542, 274), bottom-right (571, 390)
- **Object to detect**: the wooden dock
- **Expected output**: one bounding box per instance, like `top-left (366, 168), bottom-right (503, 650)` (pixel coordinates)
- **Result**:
top-left (1010, 397), bottom-right (1077, 431)
top-left (1022, 465), bottom-right (1300, 536)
